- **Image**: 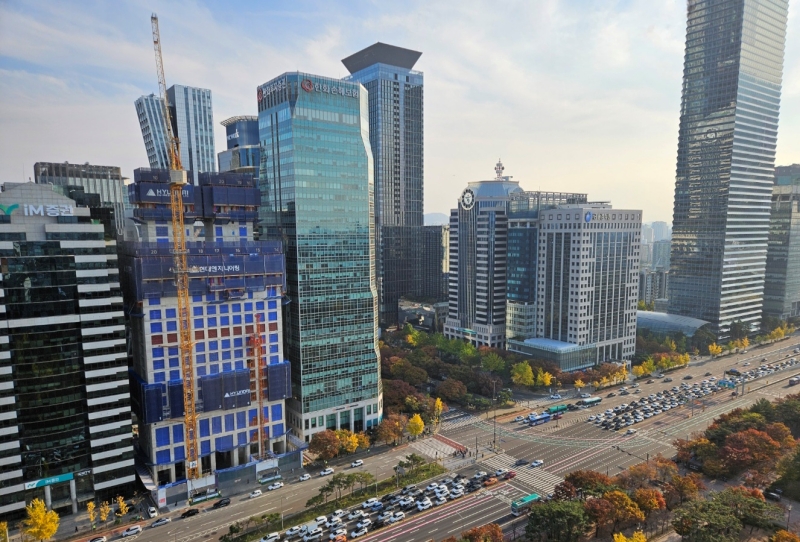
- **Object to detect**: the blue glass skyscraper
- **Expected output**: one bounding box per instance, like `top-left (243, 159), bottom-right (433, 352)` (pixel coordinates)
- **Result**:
top-left (257, 73), bottom-right (382, 442)
top-left (343, 43), bottom-right (423, 327)
top-left (668, 0), bottom-right (789, 338)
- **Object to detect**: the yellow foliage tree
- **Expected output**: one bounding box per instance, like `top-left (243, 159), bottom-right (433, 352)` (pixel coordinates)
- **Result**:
top-left (86, 501), bottom-right (96, 525)
top-left (407, 413), bottom-right (425, 437)
top-left (0, 521), bottom-right (8, 542)
top-left (772, 530), bottom-right (800, 542)
top-left (536, 370), bottom-right (553, 387)
top-left (335, 429), bottom-right (359, 453)
top-left (510, 362), bottom-right (535, 386)
top-left (613, 532), bottom-right (647, 542)
top-left (741, 337), bottom-right (749, 349)
top-left (355, 432), bottom-right (371, 451)
top-left (641, 358), bottom-right (656, 374)
top-left (115, 495), bottom-right (128, 516)
top-left (433, 398), bottom-right (444, 427)
top-left (664, 338), bottom-right (677, 352)
top-left (574, 379), bottom-right (585, 390)
top-left (708, 342), bottom-right (723, 356)
top-left (632, 365), bottom-right (645, 378)
top-left (22, 498), bottom-right (59, 541)
top-left (99, 501), bottom-right (111, 524)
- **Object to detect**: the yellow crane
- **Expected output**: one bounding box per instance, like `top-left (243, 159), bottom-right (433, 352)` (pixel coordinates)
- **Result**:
top-left (249, 314), bottom-right (267, 458)
top-left (150, 13), bottom-right (199, 480)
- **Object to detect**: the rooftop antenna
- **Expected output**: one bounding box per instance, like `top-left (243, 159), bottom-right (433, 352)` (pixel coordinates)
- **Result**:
top-left (495, 159), bottom-right (504, 180)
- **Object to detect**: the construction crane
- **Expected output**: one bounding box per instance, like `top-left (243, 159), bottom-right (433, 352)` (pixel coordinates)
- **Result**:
top-left (249, 314), bottom-right (267, 457)
top-left (151, 13), bottom-right (199, 480)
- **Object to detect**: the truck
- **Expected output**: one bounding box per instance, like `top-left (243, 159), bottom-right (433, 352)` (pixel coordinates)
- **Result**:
top-left (545, 404), bottom-right (568, 414)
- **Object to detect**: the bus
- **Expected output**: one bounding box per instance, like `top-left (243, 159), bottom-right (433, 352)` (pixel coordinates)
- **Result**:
top-left (546, 404), bottom-right (568, 414)
top-left (529, 413), bottom-right (551, 426)
top-left (511, 493), bottom-right (540, 516)
top-left (576, 396), bottom-right (602, 407)
top-left (790, 376), bottom-right (800, 386)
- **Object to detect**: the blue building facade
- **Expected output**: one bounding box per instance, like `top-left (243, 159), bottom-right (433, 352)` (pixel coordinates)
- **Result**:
top-left (257, 72), bottom-right (383, 443)
top-left (218, 116), bottom-right (261, 175)
top-left (122, 168), bottom-right (290, 487)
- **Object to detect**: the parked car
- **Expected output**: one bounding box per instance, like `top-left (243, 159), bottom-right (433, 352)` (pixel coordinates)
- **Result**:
top-left (147, 506), bottom-right (158, 518)
top-left (764, 491), bottom-right (782, 502)
top-left (483, 477), bottom-right (499, 487)
top-left (88, 537), bottom-right (107, 542)
top-left (328, 528), bottom-right (347, 540)
top-left (504, 471), bottom-right (517, 480)
top-left (260, 534), bottom-right (281, 542)
top-left (388, 511), bottom-right (406, 523)
top-left (348, 509), bottom-right (368, 520)
top-left (550, 394), bottom-right (562, 399)
top-left (361, 498), bottom-right (379, 509)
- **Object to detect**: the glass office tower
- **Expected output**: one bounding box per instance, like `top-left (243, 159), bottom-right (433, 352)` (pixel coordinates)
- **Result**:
top-left (343, 43), bottom-right (424, 327)
top-left (668, 0), bottom-right (789, 338)
top-left (763, 185), bottom-right (800, 319)
top-left (257, 73), bottom-right (382, 442)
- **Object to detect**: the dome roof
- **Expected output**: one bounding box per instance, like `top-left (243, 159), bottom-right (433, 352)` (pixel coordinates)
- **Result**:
top-left (466, 180), bottom-right (524, 199)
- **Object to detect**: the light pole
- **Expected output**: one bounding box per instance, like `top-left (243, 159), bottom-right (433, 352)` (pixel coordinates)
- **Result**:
top-left (280, 495), bottom-right (284, 530)
top-left (787, 504), bottom-right (793, 530)
top-left (492, 380), bottom-right (497, 451)
top-left (375, 467), bottom-right (379, 497)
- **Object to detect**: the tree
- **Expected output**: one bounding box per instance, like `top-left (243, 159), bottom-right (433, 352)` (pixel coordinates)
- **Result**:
top-left (708, 342), bottom-right (723, 356)
top-left (511, 362), bottom-right (535, 386)
top-left (773, 531), bottom-right (800, 542)
top-left (552, 481), bottom-right (578, 502)
top-left (432, 398), bottom-right (444, 429)
top-left (651, 455), bottom-right (678, 482)
top-left (354, 431), bottom-right (371, 451)
top-left (613, 532), bottom-right (647, 542)
top-left (718, 428), bottom-right (781, 472)
top-left (565, 470), bottom-right (615, 495)
top-left (633, 488), bottom-right (666, 519)
top-left (665, 473), bottom-right (705, 508)
top-left (603, 490), bottom-right (644, 531)
top-left (115, 495), bottom-right (128, 516)
top-left (616, 463), bottom-right (655, 490)
top-left (335, 429), bottom-right (359, 454)
top-left (526, 500), bottom-right (590, 542)
top-left (481, 353), bottom-right (505, 373)
top-left (713, 486), bottom-right (782, 532)
top-left (309, 429), bottom-right (341, 460)
top-left (584, 497), bottom-right (614, 537)
top-left (461, 523), bottom-right (504, 542)
top-left (99, 501), bottom-right (111, 524)
top-left (0, 521), bottom-right (7, 542)
top-left (437, 378), bottom-right (468, 401)
top-left (574, 379), bottom-right (586, 391)
top-left (86, 501), bottom-right (96, 526)
top-left (536, 367), bottom-right (553, 387)
top-left (376, 414), bottom-right (407, 445)
top-left (632, 365), bottom-right (646, 378)
top-left (672, 499), bottom-right (741, 542)
top-left (406, 413), bottom-right (425, 438)
top-left (404, 453), bottom-right (426, 473)
top-left (22, 499), bottom-right (59, 541)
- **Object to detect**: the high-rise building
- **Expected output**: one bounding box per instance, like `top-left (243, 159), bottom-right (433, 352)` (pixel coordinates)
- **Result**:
top-left (506, 190), bottom-right (588, 341)
top-left (641, 223), bottom-right (654, 244)
top-left (668, 0), bottom-right (789, 338)
top-left (651, 221), bottom-right (670, 242)
top-left (122, 169), bottom-right (292, 490)
top-left (639, 268), bottom-right (669, 305)
top-left (419, 225), bottom-right (449, 302)
top-left (218, 116), bottom-right (261, 175)
top-left (343, 43), bottom-right (424, 327)
top-left (135, 85), bottom-right (216, 185)
top-left (257, 73), bottom-right (383, 442)
top-left (652, 239), bottom-right (671, 269)
top-left (775, 164), bottom-right (800, 186)
top-left (34, 161), bottom-right (130, 235)
top-left (536, 205), bottom-right (641, 362)
top-left (763, 185), bottom-right (800, 319)
top-left (0, 183), bottom-right (134, 519)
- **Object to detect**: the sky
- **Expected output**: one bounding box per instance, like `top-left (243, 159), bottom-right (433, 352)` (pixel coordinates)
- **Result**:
top-left (0, 0), bottom-right (798, 224)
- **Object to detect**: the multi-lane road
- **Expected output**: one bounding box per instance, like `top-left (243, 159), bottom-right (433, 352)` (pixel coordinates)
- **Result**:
top-left (83, 338), bottom-right (800, 542)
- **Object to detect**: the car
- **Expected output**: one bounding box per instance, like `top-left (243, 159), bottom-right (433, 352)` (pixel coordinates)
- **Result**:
top-left (260, 534), bottom-right (281, 542)
top-left (150, 517), bottom-right (171, 528)
top-left (580, 392), bottom-right (591, 398)
top-left (89, 537), bottom-right (108, 542)
top-left (646, 379), bottom-right (655, 384)
top-left (388, 511), bottom-right (406, 523)
top-left (550, 394), bottom-right (562, 399)
top-left (449, 489), bottom-right (465, 499)
top-left (349, 527), bottom-right (368, 539)
top-left (663, 378), bottom-right (673, 382)
top-left (425, 482), bottom-right (439, 492)
top-left (285, 526), bottom-right (303, 537)
top-left (377, 508), bottom-right (396, 521)
top-left (530, 459), bottom-right (544, 468)
top-left (704, 372), bottom-right (713, 376)
top-left (495, 468), bottom-right (509, 477)
top-left (417, 498), bottom-right (432, 511)
top-left (121, 526), bottom-right (142, 538)
top-left (607, 392), bottom-right (616, 397)
top-left (473, 471), bottom-right (488, 480)
top-left (683, 375), bottom-right (693, 380)
top-left (356, 518), bottom-right (372, 529)
top-left (313, 516), bottom-right (328, 526)
top-left (351, 459), bottom-right (364, 468)
top-left (515, 458), bottom-right (528, 466)
top-left (764, 491), bottom-right (782, 502)
top-left (632, 383), bottom-right (639, 388)
top-left (402, 484), bottom-right (417, 494)
top-left (181, 508), bottom-right (199, 519)
top-left (319, 467), bottom-right (335, 476)
top-left (433, 496), bottom-right (448, 506)
top-left (268, 481), bottom-right (284, 491)
top-left (328, 528), bottom-right (347, 540)
top-left (626, 428), bottom-right (637, 435)
top-left (147, 506), bottom-right (158, 518)
top-left (304, 529), bottom-right (324, 542)
top-left (435, 486), bottom-right (450, 496)
top-left (250, 489), bottom-right (263, 498)
top-left (513, 415), bottom-right (525, 422)
top-left (348, 509), bottom-right (368, 520)
top-left (483, 477), bottom-right (499, 486)
top-left (213, 498), bottom-right (231, 509)
top-left (361, 497), bottom-right (379, 509)
top-left (743, 362), bottom-right (751, 366)
top-left (504, 471), bottom-right (517, 480)
top-left (299, 473), bottom-right (311, 482)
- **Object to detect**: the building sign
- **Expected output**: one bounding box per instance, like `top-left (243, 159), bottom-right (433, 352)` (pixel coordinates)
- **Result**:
top-left (0, 204), bottom-right (19, 216)
top-left (145, 188), bottom-right (190, 199)
top-left (224, 390), bottom-right (249, 398)
top-left (0, 204), bottom-right (74, 217)
top-left (191, 265), bottom-right (241, 274)
top-left (584, 211), bottom-right (593, 223)
top-left (258, 78), bottom-right (288, 102)
top-left (226, 130), bottom-right (240, 141)
top-left (300, 79), bottom-right (359, 98)
top-left (75, 469), bottom-right (91, 477)
top-left (24, 472), bottom-right (74, 490)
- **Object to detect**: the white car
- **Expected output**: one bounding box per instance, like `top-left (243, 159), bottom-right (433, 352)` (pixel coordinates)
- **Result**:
top-left (328, 528), bottom-right (347, 540)
top-left (250, 489), bottom-right (263, 498)
top-left (303, 529), bottom-right (323, 542)
top-left (495, 468), bottom-right (509, 477)
top-left (121, 526), bottom-right (142, 537)
top-left (377, 510), bottom-right (394, 522)
top-left (514, 415), bottom-right (525, 422)
top-left (361, 498), bottom-right (379, 509)
top-left (351, 459), bottom-right (364, 468)
top-left (473, 471), bottom-right (488, 480)
top-left (417, 498), bottom-right (432, 511)
top-left (449, 489), bottom-right (464, 499)
top-left (433, 496), bottom-right (448, 506)
top-left (388, 511), bottom-right (405, 523)
top-left (325, 517), bottom-right (343, 529)
top-left (356, 519), bottom-right (372, 529)
top-left (147, 506), bottom-right (158, 518)
top-left (348, 509), bottom-right (368, 520)
top-left (314, 516), bottom-right (327, 526)
top-left (151, 517), bottom-right (171, 528)
top-left (425, 482), bottom-right (439, 491)
top-left (261, 534), bottom-right (281, 542)
top-left (550, 394), bottom-right (562, 399)
top-left (285, 526), bottom-right (303, 537)
top-left (530, 459), bottom-right (544, 468)
top-left (350, 528), bottom-right (368, 539)
top-left (299, 473), bottom-right (311, 482)
top-left (267, 481), bottom-right (284, 491)
top-left (319, 467), bottom-right (334, 476)
top-left (331, 509), bottom-right (345, 518)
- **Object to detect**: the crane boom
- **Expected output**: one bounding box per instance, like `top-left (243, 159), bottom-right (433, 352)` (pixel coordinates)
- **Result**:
top-left (151, 13), bottom-right (199, 480)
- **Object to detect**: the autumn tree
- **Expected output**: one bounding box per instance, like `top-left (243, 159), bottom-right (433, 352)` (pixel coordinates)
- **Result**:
top-left (603, 490), bottom-right (645, 532)
top-left (99, 501), bottom-right (111, 524)
top-left (616, 462), bottom-right (655, 490)
top-left (552, 480), bottom-right (578, 502)
top-left (22, 499), bottom-right (59, 541)
top-left (565, 470), bottom-right (615, 496)
top-left (86, 501), bottom-right (96, 526)
top-left (0, 521), bottom-right (7, 542)
top-left (334, 429), bottom-right (359, 454)
top-left (536, 368), bottom-right (554, 387)
top-left (633, 488), bottom-right (666, 520)
top-left (375, 413), bottom-right (408, 445)
top-left (481, 353), bottom-right (505, 373)
top-left (309, 429), bottom-right (341, 460)
top-left (574, 379), bottom-right (586, 391)
top-left (713, 486), bottom-right (782, 532)
top-left (708, 342), bottom-right (723, 356)
top-left (651, 455), bottom-right (678, 482)
top-left (664, 473), bottom-right (705, 509)
top-left (718, 428), bottom-right (781, 472)
top-left (461, 522), bottom-right (504, 542)
top-left (406, 413), bottom-right (425, 438)
top-left (584, 496), bottom-right (614, 537)
top-left (437, 378), bottom-right (468, 401)
top-left (511, 362), bottom-right (535, 386)
top-left (432, 397), bottom-right (444, 429)
top-left (672, 499), bottom-right (741, 542)
top-left (773, 531), bottom-right (800, 542)
top-left (613, 532), bottom-right (647, 542)
top-left (526, 500), bottom-right (590, 542)
top-left (354, 431), bottom-right (371, 451)
top-left (115, 495), bottom-right (128, 516)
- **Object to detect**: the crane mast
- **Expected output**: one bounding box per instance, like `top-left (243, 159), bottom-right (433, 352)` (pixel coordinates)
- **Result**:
top-left (151, 13), bottom-right (199, 480)
top-left (249, 314), bottom-right (267, 457)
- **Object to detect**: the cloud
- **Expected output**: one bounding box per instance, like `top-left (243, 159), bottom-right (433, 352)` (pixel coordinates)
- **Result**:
top-left (0, 0), bottom-right (798, 223)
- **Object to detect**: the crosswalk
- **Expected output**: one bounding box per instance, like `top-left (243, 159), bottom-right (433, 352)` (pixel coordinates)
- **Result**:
top-left (478, 452), bottom-right (563, 495)
top-left (409, 437), bottom-right (459, 460)
top-left (439, 410), bottom-right (482, 431)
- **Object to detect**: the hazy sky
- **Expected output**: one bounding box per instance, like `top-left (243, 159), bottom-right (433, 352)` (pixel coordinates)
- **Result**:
top-left (1, 0), bottom-right (798, 223)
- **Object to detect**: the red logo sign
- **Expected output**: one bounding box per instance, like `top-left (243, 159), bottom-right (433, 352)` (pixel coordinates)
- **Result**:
top-left (257, 88), bottom-right (263, 101)
top-left (301, 79), bottom-right (314, 92)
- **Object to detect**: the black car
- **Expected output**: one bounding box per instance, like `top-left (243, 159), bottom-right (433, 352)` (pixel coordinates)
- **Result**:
top-left (683, 375), bottom-right (693, 380)
top-left (212, 498), bottom-right (231, 509)
top-left (181, 508), bottom-right (199, 518)
top-left (646, 379), bottom-right (655, 384)
top-left (381, 493), bottom-right (398, 502)
top-left (515, 459), bottom-right (528, 466)
top-left (607, 392), bottom-right (616, 398)
top-left (764, 491), bottom-right (781, 502)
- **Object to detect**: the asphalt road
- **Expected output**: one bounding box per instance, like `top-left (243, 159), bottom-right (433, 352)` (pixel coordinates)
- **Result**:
top-left (86, 338), bottom-right (800, 542)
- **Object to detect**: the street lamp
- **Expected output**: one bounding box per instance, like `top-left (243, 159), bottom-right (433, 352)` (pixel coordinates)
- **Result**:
top-left (787, 504), bottom-right (793, 530)
top-left (280, 495), bottom-right (284, 530)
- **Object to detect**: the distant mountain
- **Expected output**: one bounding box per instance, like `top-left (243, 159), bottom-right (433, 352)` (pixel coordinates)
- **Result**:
top-left (424, 213), bottom-right (449, 226)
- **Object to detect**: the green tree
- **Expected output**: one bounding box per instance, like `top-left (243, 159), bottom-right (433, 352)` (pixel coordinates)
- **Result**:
top-left (672, 499), bottom-right (741, 542)
top-left (510, 362), bottom-right (534, 386)
top-left (526, 500), bottom-right (590, 542)
top-left (22, 499), bottom-right (59, 541)
top-left (712, 487), bottom-right (782, 532)
top-left (481, 352), bottom-right (505, 373)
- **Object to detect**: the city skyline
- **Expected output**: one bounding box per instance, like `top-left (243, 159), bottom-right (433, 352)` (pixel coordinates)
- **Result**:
top-left (1, 1), bottom-right (798, 223)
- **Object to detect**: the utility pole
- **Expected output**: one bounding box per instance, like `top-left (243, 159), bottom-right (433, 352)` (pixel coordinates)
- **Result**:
top-left (492, 380), bottom-right (497, 451)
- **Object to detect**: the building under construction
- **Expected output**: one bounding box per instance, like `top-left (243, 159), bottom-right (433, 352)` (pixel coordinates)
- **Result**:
top-left (121, 168), bottom-right (292, 492)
